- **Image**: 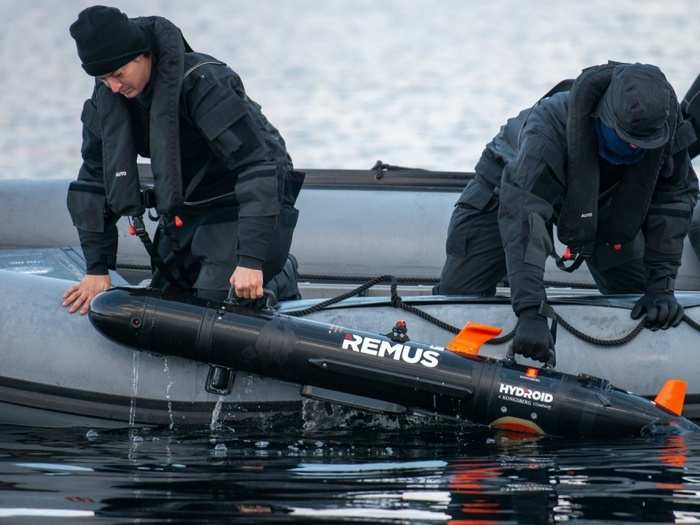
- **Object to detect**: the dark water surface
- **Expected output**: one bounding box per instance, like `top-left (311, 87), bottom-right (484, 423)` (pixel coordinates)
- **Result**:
top-left (1, 423), bottom-right (700, 523)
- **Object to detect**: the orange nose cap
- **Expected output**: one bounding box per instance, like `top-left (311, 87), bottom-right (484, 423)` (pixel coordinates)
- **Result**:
top-left (654, 379), bottom-right (687, 416)
top-left (447, 322), bottom-right (503, 356)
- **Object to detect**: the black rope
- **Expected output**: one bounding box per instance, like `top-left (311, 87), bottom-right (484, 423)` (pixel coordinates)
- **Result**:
top-left (556, 317), bottom-right (646, 347)
top-left (286, 275), bottom-right (395, 317)
top-left (487, 329), bottom-right (516, 345)
top-left (285, 274), bottom-right (700, 348)
top-left (297, 273), bottom-right (439, 285)
top-left (683, 313), bottom-right (700, 332)
top-left (387, 278), bottom-right (461, 335)
top-left (543, 280), bottom-right (598, 290)
top-left (387, 280), bottom-right (519, 344)
top-left (284, 271), bottom-right (599, 289)
top-left (129, 216), bottom-right (190, 289)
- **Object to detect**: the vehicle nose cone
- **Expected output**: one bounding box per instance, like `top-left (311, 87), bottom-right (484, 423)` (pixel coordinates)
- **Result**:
top-left (89, 287), bottom-right (147, 348)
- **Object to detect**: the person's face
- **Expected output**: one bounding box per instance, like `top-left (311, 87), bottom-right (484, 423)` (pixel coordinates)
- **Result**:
top-left (97, 54), bottom-right (152, 98)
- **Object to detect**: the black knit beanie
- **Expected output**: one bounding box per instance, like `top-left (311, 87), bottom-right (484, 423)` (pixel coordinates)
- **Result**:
top-left (69, 6), bottom-right (150, 77)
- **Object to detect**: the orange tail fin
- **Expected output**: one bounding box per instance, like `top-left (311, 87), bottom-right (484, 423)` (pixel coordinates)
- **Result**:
top-left (447, 322), bottom-right (502, 356)
top-left (654, 379), bottom-right (687, 416)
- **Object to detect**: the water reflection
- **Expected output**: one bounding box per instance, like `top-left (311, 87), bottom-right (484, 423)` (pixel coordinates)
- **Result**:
top-left (0, 425), bottom-right (698, 522)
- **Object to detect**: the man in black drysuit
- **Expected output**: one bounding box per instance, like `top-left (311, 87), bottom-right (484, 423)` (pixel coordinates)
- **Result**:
top-left (436, 62), bottom-right (698, 363)
top-left (63, 6), bottom-right (304, 314)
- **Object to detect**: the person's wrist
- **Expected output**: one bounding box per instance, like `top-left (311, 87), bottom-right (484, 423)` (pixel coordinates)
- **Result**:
top-left (86, 268), bottom-right (109, 276)
top-left (236, 256), bottom-right (263, 270)
top-left (646, 276), bottom-right (675, 294)
top-left (518, 306), bottom-right (541, 320)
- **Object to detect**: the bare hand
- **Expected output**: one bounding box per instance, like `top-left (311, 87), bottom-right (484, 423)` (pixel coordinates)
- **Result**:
top-left (63, 274), bottom-right (112, 315)
top-left (229, 266), bottom-right (263, 299)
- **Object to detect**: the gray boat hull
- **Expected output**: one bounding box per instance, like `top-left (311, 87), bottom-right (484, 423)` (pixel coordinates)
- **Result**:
top-left (1, 263), bottom-right (699, 427)
top-left (3, 177), bottom-right (700, 289)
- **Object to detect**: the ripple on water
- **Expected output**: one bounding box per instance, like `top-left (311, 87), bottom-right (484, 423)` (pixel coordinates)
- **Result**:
top-left (1, 425), bottom-right (699, 522)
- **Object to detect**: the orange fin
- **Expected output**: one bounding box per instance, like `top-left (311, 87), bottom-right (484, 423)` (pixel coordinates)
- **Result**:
top-left (447, 322), bottom-right (502, 356)
top-left (654, 379), bottom-right (687, 416)
top-left (490, 416), bottom-right (545, 435)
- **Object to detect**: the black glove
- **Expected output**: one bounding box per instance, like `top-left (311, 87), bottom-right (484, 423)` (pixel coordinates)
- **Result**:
top-left (512, 307), bottom-right (555, 364)
top-left (631, 291), bottom-right (684, 330)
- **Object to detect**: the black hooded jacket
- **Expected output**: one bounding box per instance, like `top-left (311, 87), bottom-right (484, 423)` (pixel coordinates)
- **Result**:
top-left (67, 16), bottom-right (300, 274)
top-left (468, 63), bottom-right (698, 314)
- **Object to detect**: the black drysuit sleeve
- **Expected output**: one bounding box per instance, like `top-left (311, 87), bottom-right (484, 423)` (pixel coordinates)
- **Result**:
top-left (643, 149), bottom-right (698, 292)
top-left (186, 73), bottom-right (280, 270)
top-left (66, 97), bottom-right (119, 275)
top-left (498, 131), bottom-right (561, 315)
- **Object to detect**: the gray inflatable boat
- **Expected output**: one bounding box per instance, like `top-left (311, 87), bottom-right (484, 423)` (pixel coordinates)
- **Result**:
top-left (1, 166), bottom-right (699, 427)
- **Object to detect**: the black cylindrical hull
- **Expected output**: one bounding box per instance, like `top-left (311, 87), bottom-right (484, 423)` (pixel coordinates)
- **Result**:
top-left (89, 288), bottom-right (697, 437)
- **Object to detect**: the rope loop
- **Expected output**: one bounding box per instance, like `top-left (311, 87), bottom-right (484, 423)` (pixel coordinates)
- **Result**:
top-left (286, 275), bottom-right (700, 347)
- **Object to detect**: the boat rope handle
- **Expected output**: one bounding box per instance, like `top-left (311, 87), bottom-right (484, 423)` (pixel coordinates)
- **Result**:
top-left (285, 274), bottom-right (700, 348)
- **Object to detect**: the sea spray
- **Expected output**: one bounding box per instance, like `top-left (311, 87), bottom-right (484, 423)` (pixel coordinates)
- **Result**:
top-left (210, 395), bottom-right (225, 431)
top-left (129, 351), bottom-right (141, 426)
top-left (163, 357), bottom-right (175, 430)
